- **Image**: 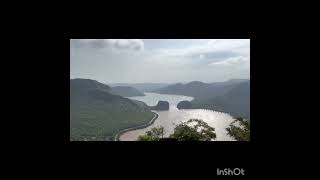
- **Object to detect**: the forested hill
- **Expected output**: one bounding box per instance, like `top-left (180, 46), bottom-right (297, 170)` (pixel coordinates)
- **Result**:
top-left (70, 79), bottom-right (153, 141)
top-left (154, 79), bottom-right (250, 119)
top-left (191, 81), bottom-right (250, 119)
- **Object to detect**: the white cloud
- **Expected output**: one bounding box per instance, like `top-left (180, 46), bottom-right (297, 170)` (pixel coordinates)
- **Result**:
top-left (151, 39), bottom-right (249, 60)
top-left (70, 39), bottom-right (144, 51)
top-left (209, 56), bottom-right (249, 66)
top-left (146, 39), bottom-right (250, 69)
top-left (70, 39), bottom-right (250, 83)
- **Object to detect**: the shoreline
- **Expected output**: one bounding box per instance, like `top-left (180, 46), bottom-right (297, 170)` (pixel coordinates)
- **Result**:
top-left (114, 111), bottom-right (159, 141)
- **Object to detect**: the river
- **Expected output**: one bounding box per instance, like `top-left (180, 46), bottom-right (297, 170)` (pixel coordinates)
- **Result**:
top-left (119, 92), bottom-right (235, 141)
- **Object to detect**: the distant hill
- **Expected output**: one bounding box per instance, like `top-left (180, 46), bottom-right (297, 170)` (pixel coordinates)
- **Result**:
top-left (70, 79), bottom-right (153, 141)
top-left (211, 79), bottom-right (248, 86)
top-left (153, 79), bottom-right (248, 100)
top-left (108, 83), bottom-right (170, 92)
top-left (110, 86), bottom-right (145, 97)
top-left (154, 79), bottom-right (250, 119)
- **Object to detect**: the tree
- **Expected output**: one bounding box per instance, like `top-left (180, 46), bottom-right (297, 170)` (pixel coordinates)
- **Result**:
top-left (138, 119), bottom-right (216, 141)
top-left (170, 119), bottom-right (216, 141)
top-left (226, 117), bottom-right (250, 141)
top-left (138, 126), bottom-right (165, 141)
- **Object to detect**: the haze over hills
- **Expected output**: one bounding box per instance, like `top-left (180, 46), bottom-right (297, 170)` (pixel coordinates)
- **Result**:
top-left (110, 86), bottom-right (145, 97)
top-left (153, 79), bottom-right (249, 99)
top-left (108, 83), bottom-right (171, 92)
top-left (70, 79), bottom-right (153, 141)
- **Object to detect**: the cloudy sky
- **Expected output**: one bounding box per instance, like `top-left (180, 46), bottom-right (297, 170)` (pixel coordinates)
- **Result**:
top-left (70, 39), bottom-right (250, 84)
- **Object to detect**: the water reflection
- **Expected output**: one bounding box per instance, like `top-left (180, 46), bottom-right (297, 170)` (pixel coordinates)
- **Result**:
top-left (120, 93), bottom-right (235, 141)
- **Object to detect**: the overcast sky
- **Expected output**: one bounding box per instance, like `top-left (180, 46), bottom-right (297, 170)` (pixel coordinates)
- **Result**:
top-left (70, 39), bottom-right (250, 84)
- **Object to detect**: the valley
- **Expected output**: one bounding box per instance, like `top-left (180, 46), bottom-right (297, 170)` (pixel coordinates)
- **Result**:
top-left (70, 79), bottom-right (250, 141)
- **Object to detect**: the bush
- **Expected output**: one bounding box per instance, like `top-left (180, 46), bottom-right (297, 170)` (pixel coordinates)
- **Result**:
top-left (138, 119), bottom-right (216, 141)
top-left (170, 119), bottom-right (216, 141)
top-left (138, 126), bottom-right (164, 141)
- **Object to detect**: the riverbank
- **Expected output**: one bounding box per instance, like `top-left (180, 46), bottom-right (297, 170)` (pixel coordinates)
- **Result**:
top-left (114, 111), bottom-right (159, 141)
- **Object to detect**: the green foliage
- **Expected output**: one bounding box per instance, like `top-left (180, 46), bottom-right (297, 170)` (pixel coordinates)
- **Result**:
top-left (170, 119), bottom-right (216, 141)
top-left (226, 117), bottom-right (250, 141)
top-left (138, 126), bottom-right (165, 141)
top-left (138, 119), bottom-right (216, 141)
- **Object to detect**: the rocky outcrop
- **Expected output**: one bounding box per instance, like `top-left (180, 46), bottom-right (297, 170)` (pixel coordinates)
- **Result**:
top-left (150, 101), bottom-right (169, 111)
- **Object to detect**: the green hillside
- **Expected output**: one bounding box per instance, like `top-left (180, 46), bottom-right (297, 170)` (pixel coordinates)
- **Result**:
top-left (70, 79), bottom-right (153, 141)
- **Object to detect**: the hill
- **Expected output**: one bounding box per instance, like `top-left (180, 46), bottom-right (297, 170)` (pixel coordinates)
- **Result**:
top-left (177, 101), bottom-right (192, 109)
top-left (154, 79), bottom-right (248, 100)
top-left (70, 79), bottom-right (153, 141)
top-left (110, 86), bottom-right (145, 97)
top-left (154, 79), bottom-right (250, 119)
top-left (192, 81), bottom-right (250, 119)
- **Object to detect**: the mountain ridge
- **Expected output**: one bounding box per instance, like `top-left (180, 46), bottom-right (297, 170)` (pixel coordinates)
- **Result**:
top-left (108, 83), bottom-right (171, 92)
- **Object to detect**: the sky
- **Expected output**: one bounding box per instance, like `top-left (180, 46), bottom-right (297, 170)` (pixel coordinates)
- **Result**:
top-left (70, 39), bottom-right (250, 84)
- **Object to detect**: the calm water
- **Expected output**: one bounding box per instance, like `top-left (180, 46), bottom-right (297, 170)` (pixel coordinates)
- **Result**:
top-left (120, 93), bottom-right (235, 141)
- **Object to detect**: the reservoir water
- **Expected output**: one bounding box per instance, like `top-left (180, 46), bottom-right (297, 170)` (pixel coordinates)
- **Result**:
top-left (119, 92), bottom-right (235, 141)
